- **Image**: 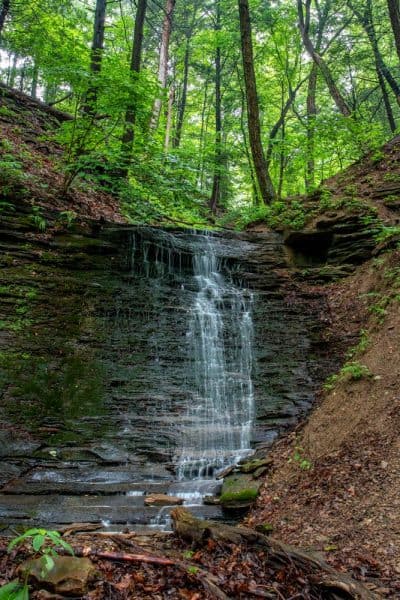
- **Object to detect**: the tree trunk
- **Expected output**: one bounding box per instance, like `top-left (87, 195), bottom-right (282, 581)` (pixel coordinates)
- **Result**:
top-left (198, 78), bottom-right (210, 190)
top-left (306, 63), bottom-right (318, 190)
top-left (387, 0), bottom-right (400, 65)
top-left (0, 0), bottom-right (10, 38)
top-left (350, 0), bottom-right (400, 108)
top-left (164, 85), bottom-right (174, 152)
top-left (297, 0), bottom-right (351, 117)
top-left (7, 53), bottom-right (17, 88)
top-left (173, 36), bottom-right (190, 148)
top-left (31, 62), bottom-right (39, 99)
top-left (238, 0), bottom-right (275, 204)
top-left (120, 0), bottom-right (148, 177)
top-left (210, 0), bottom-right (222, 214)
top-left (150, 0), bottom-right (176, 131)
top-left (82, 0), bottom-right (107, 115)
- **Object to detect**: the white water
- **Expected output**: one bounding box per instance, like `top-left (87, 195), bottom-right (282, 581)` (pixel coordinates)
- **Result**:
top-left (176, 234), bottom-right (255, 480)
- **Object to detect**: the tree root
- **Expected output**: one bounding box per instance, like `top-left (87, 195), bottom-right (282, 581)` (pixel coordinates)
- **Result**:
top-left (171, 508), bottom-right (377, 600)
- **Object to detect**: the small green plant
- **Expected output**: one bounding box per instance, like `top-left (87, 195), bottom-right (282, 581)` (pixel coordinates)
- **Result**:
top-left (343, 183), bottom-right (357, 197)
top-left (183, 550), bottom-right (194, 560)
top-left (187, 566), bottom-right (199, 575)
top-left (375, 225), bottom-right (400, 244)
top-left (30, 207), bottom-right (47, 232)
top-left (346, 329), bottom-right (370, 359)
top-left (319, 186), bottom-right (334, 210)
top-left (288, 445), bottom-right (312, 471)
top-left (8, 528), bottom-right (74, 576)
top-left (58, 210), bottom-right (77, 228)
top-left (339, 361), bottom-right (372, 381)
top-left (324, 361), bottom-right (372, 391)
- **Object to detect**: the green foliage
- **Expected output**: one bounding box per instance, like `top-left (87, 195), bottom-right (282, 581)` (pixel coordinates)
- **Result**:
top-left (219, 199), bottom-right (307, 230)
top-left (0, 581), bottom-right (29, 600)
top-left (346, 329), bottom-right (370, 359)
top-left (58, 210), bottom-right (77, 228)
top-left (30, 207), bottom-right (47, 232)
top-left (324, 361), bottom-right (373, 391)
top-left (375, 225), bottom-right (400, 245)
top-left (187, 566), bottom-right (199, 575)
top-left (288, 445), bottom-right (312, 471)
top-left (8, 528), bottom-right (74, 579)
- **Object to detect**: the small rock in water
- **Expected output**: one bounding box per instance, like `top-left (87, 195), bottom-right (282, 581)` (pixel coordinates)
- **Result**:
top-left (144, 494), bottom-right (184, 507)
top-left (216, 465), bottom-right (236, 480)
top-left (18, 556), bottom-right (97, 596)
top-left (203, 495), bottom-right (221, 506)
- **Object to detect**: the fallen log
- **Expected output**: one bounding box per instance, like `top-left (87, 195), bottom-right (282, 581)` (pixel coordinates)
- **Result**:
top-left (171, 508), bottom-right (376, 600)
top-left (75, 547), bottom-right (174, 567)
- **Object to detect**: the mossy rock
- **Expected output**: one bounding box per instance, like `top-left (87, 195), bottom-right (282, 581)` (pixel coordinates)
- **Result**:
top-left (238, 457), bottom-right (273, 475)
top-left (220, 473), bottom-right (260, 510)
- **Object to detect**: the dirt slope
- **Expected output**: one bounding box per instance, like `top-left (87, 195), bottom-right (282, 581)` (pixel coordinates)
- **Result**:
top-left (248, 247), bottom-right (400, 597)
top-left (0, 84), bottom-right (124, 223)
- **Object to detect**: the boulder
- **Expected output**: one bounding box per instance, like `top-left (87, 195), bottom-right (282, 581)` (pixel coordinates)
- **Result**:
top-left (220, 473), bottom-right (261, 510)
top-left (18, 556), bottom-right (97, 597)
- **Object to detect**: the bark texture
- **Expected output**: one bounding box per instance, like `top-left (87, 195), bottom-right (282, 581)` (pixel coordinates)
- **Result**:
top-left (238, 0), bottom-right (275, 204)
top-left (120, 0), bottom-right (148, 176)
top-left (150, 0), bottom-right (176, 131)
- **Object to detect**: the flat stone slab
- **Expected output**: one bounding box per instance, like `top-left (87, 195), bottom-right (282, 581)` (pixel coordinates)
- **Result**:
top-left (144, 494), bottom-right (184, 507)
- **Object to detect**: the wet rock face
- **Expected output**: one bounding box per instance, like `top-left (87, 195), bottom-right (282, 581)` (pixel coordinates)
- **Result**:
top-left (0, 212), bottom-right (334, 528)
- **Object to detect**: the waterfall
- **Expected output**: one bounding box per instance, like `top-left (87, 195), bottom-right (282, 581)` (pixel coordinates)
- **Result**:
top-left (177, 234), bottom-right (255, 479)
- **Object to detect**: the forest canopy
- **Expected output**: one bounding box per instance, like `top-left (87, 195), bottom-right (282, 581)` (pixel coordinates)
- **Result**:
top-left (0, 0), bottom-right (399, 226)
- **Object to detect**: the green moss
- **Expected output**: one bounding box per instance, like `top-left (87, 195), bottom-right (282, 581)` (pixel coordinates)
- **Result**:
top-left (220, 488), bottom-right (259, 504)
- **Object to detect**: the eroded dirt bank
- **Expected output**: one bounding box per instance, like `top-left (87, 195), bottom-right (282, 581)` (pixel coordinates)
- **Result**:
top-left (248, 249), bottom-right (400, 598)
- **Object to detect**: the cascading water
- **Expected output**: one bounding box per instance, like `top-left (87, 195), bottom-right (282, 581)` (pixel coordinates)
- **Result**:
top-left (176, 234), bottom-right (255, 481)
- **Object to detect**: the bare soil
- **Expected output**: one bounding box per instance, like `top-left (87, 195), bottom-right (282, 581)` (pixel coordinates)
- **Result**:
top-left (248, 250), bottom-right (400, 598)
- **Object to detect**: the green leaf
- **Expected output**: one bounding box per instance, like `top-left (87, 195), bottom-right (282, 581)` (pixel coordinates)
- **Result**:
top-left (13, 585), bottom-right (29, 600)
top-left (40, 554), bottom-right (55, 576)
top-left (0, 581), bottom-right (20, 600)
top-left (32, 534), bottom-right (45, 552)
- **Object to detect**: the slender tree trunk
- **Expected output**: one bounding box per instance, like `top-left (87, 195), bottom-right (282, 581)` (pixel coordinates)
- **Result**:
top-left (387, 0), bottom-right (400, 65)
top-left (151, 0), bottom-right (176, 131)
top-left (297, 0), bottom-right (351, 117)
top-left (377, 68), bottom-right (397, 133)
top-left (238, 0), bottom-right (275, 204)
top-left (82, 0), bottom-right (107, 115)
top-left (164, 85), bottom-right (174, 152)
top-left (198, 78), bottom-right (210, 189)
top-left (266, 79), bottom-right (304, 168)
top-left (31, 62), bottom-right (39, 99)
top-left (278, 117), bottom-right (286, 200)
top-left (173, 36), bottom-right (190, 148)
top-left (238, 73), bottom-right (259, 204)
top-left (349, 0), bottom-right (400, 108)
top-left (120, 0), bottom-right (148, 177)
top-left (0, 0), bottom-right (10, 38)
top-left (210, 0), bottom-right (222, 214)
top-left (19, 60), bottom-right (26, 92)
top-left (306, 64), bottom-right (317, 190)
top-left (7, 53), bottom-right (17, 87)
